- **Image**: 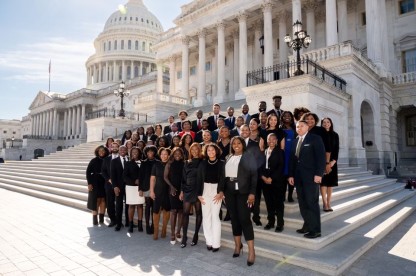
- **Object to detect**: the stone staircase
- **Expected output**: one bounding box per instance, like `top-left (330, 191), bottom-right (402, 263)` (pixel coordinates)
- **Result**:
top-left (0, 142), bottom-right (415, 275)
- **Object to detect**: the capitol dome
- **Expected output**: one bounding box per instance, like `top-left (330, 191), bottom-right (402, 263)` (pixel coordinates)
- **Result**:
top-left (85, 0), bottom-right (164, 90)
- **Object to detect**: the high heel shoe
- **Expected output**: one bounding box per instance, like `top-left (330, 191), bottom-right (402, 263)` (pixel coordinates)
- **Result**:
top-left (247, 252), bottom-right (255, 266)
top-left (191, 235), bottom-right (198, 246)
top-left (232, 243), bottom-right (243, 258)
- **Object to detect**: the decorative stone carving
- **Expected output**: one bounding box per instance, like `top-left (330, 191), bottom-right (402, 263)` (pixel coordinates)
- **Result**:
top-left (236, 11), bottom-right (248, 22)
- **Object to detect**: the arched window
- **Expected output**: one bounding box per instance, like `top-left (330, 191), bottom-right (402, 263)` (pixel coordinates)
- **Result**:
top-left (121, 40), bottom-right (124, 50)
top-left (135, 41), bottom-right (139, 50)
top-left (128, 40), bottom-right (132, 50)
top-left (108, 41), bottom-right (111, 51)
top-left (142, 41), bottom-right (146, 51)
top-left (114, 40), bottom-right (118, 50)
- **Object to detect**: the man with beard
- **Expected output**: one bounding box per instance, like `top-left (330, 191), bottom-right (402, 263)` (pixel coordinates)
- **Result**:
top-left (192, 110), bottom-right (204, 132)
top-left (101, 141), bottom-right (119, 227)
top-left (251, 101), bottom-right (267, 120)
top-left (241, 104), bottom-right (251, 125)
top-left (267, 95), bottom-right (284, 119)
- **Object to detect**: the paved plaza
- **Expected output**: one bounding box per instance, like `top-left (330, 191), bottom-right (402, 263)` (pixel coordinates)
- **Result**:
top-left (0, 188), bottom-right (415, 276)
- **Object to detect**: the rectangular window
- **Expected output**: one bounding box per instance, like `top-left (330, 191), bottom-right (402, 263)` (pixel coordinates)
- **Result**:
top-left (205, 61), bottom-right (211, 71)
top-left (108, 41), bottom-right (111, 51)
top-left (399, 0), bottom-right (415, 14)
top-left (403, 48), bottom-right (416, 73)
top-left (361, 12), bottom-right (366, 26)
top-left (128, 40), bottom-right (132, 50)
top-left (114, 40), bottom-right (118, 50)
top-left (177, 71), bottom-right (182, 79)
top-left (406, 115), bottom-right (416, 146)
top-left (121, 40), bottom-right (124, 50)
top-left (190, 66), bottom-right (196, 75)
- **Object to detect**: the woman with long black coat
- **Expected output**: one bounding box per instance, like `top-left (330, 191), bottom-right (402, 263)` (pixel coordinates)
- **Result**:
top-left (87, 145), bottom-right (109, 225)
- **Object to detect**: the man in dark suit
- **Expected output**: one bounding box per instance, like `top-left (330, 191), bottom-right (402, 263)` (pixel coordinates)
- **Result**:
top-left (230, 116), bottom-right (244, 137)
top-left (251, 101), bottom-right (267, 120)
top-left (267, 95), bottom-right (284, 119)
top-left (207, 103), bottom-right (225, 131)
top-left (240, 124), bottom-right (265, 226)
top-left (177, 110), bottom-right (188, 132)
top-left (241, 104), bottom-right (251, 125)
top-left (194, 119), bottom-right (210, 143)
top-left (163, 115), bottom-right (175, 135)
top-left (191, 109), bottom-right (204, 132)
top-left (288, 120), bottom-right (326, 239)
top-left (111, 145), bottom-right (129, 231)
top-left (164, 123), bottom-right (179, 145)
top-left (224, 106), bottom-right (236, 129)
top-left (101, 142), bottom-right (119, 227)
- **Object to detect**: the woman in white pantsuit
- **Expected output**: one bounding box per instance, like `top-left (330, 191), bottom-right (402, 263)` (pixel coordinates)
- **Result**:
top-left (197, 143), bottom-right (225, 252)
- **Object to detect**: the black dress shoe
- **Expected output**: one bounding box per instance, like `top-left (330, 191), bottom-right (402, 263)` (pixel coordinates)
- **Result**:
top-left (207, 246), bottom-right (213, 251)
top-left (212, 248), bottom-right (219, 252)
top-left (115, 225), bottom-right (122, 231)
top-left (264, 223), bottom-right (274, 230)
top-left (296, 228), bottom-right (308, 234)
top-left (253, 219), bottom-right (262, 226)
top-left (108, 221), bottom-right (116, 227)
top-left (128, 224), bottom-right (134, 233)
top-left (275, 226), bottom-right (284, 232)
top-left (304, 232), bottom-right (321, 239)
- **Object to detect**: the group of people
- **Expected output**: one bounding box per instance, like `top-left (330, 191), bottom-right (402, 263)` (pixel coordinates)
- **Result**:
top-left (86, 96), bottom-right (340, 266)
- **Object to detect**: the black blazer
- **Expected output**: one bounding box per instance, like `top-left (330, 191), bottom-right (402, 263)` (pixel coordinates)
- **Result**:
top-left (123, 160), bottom-right (141, 186)
top-left (261, 147), bottom-right (285, 182)
top-left (266, 109), bottom-right (284, 118)
top-left (289, 132), bottom-right (326, 180)
top-left (191, 119), bottom-right (204, 132)
top-left (110, 156), bottom-right (126, 189)
top-left (224, 117), bottom-right (236, 129)
top-left (194, 129), bottom-right (209, 143)
top-left (196, 159), bottom-right (225, 196)
top-left (207, 114), bottom-right (225, 131)
top-left (230, 127), bottom-right (240, 138)
top-left (163, 125), bottom-right (171, 135)
top-left (225, 152), bottom-right (257, 195)
top-left (246, 139), bottom-right (265, 169)
top-left (101, 155), bottom-right (112, 184)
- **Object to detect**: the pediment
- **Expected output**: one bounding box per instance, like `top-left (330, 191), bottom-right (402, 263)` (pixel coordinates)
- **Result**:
top-left (29, 91), bottom-right (53, 110)
top-left (394, 35), bottom-right (416, 51)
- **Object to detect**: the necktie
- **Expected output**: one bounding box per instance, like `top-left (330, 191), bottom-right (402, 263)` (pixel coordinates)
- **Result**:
top-left (121, 157), bottom-right (125, 169)
top-left (198, 119), bottom-right (201, 129)
top-left (295, 137), bottom-right (303, 158)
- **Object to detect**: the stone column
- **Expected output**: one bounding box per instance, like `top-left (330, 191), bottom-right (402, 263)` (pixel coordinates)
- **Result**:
top-left (98, 63), bottom-right (102, 83)
top-left (233, 31), bottom-right (239, 93)
top-left (337, 0), bottom-right (348, 43)
top-left (76, 105), bottom-right (81, 136)
top-left (113, 61), bottom-right (118, 82)
top-left (67, 108), bottom-right (71, 137)
top-left (169, 56), bottom-right (176, 95)
top-left (80, 104), bottom-right (86, 138)
top-left (139, 61), bottom-right (143, 76)
top-left (304, 2), bottom-right (316, 50)
top-left (238, 12), bottom-right (248, 91)
top-left (157, 61), bottom-right (163, 93)
top-left (365, 0), bottom-right (383, 67)
top-left (195, 29), bottom-right (207, 106)
top-left (292, 0), bottom-right (302, 30)
top-left (34, 114), bottom-right (37, 136)
top-left (31, 115), bottom-right (35, 135)
top-left (52, 108), bottom-right (57, 137)
top-left (253, 22), bottom-right (263, 70)
top-left (56, 112), bottom-right (60, 138)
top-left (130, 60), bottom-right (134, 79)
top-left (105, 62), bottom-right (109, 82)
top-left (215, 21), bottom-right (226, 102)
top-left (326, 0), bottom-right (338, 46)
top-left (45, 110), bottom-right (50, 137)
top-left (72, 107), bottom-right (77, 137)
top-left (39, 113), bottom-right (43, 136)
top-left (278, 11), bottom-right (289, 62)
top-left (63, 110), bottom-right (67, 137)
top-left (93, 64), bottom-right (98, 84)
top-left (263, 1), bottom-right (274, 68)
top-left (122, 60), bottom-right (126, 81)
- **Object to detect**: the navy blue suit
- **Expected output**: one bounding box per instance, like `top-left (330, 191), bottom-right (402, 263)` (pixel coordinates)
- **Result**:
top-left (224, 116), bottom-right (236, 130)
top-left (289, 132), bottom-right (326, 234)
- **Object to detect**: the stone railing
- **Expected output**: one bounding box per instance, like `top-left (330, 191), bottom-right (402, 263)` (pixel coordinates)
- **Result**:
top-left (137, 92), bottom-right (189, 105)
top-left (392, 72), bottom-right (416, 85)
top-left (298, 42), bottom-right (379, 74)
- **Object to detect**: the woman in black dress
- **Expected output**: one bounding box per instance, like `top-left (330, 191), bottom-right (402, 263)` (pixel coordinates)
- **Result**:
top-left (140, 146), bottom-right (158, 234)
top-left (320, 117), bottom-right (339, 212)
top-left (86, 145), bottom-right (109, 225)
top-left (262, 113), bottom-right (285, 150)
top-left (164, 147), bottom-right (185, 245)
top-left (180, 133), bottom-right (193, 160)
top-left (217, 126), bottom-right (231, 160)
top-left (180, 143), bottom-right (203, 248)
top-left (150, 147), bottom-right (171, 240)
top-left (123, 147), bottom-right (143, 233)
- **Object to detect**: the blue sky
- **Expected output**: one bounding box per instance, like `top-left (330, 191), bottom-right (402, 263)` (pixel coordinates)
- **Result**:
top-left (0, 0), bottom-right (189, 120)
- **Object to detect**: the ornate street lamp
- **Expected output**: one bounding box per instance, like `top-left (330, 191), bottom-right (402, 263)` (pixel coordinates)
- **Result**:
top-left (284, 20), bottom-right (311, 76)
top-left (11, 136), bottom-right (15, 148)
top-left (259, 35), bottom-right (264, 55)
top-left (113, 81), bottom-right (130, 118)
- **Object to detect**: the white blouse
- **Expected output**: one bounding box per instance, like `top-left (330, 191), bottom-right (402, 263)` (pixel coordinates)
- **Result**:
top-left (225, 155), bottom-right (242, 178)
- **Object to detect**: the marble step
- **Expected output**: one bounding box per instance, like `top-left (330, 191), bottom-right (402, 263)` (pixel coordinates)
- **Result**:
top-left (0, 165), bottom-right (85, 175)
top-left (0, 185), bottom-right (86, 210)
top-left (0, 178), bottom-right (87, 201)
top-left (4, 161), bottom-right (87, 169)
top-left (0, 170), bottom-right (86, 185)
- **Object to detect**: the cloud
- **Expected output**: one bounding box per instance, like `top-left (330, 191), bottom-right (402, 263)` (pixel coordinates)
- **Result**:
top-left (0, 37), bottom-right (94, 91)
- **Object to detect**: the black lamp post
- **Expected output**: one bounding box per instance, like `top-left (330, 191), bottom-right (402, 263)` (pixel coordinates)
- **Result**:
top-left (113, 81), bottom-right (130, 118)
top-left (11, 136), bottom-right (15, 148)
top-left (284, 20), bottom-right (311, 76)
top-left (259, 35), bottom-right (264, 55)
